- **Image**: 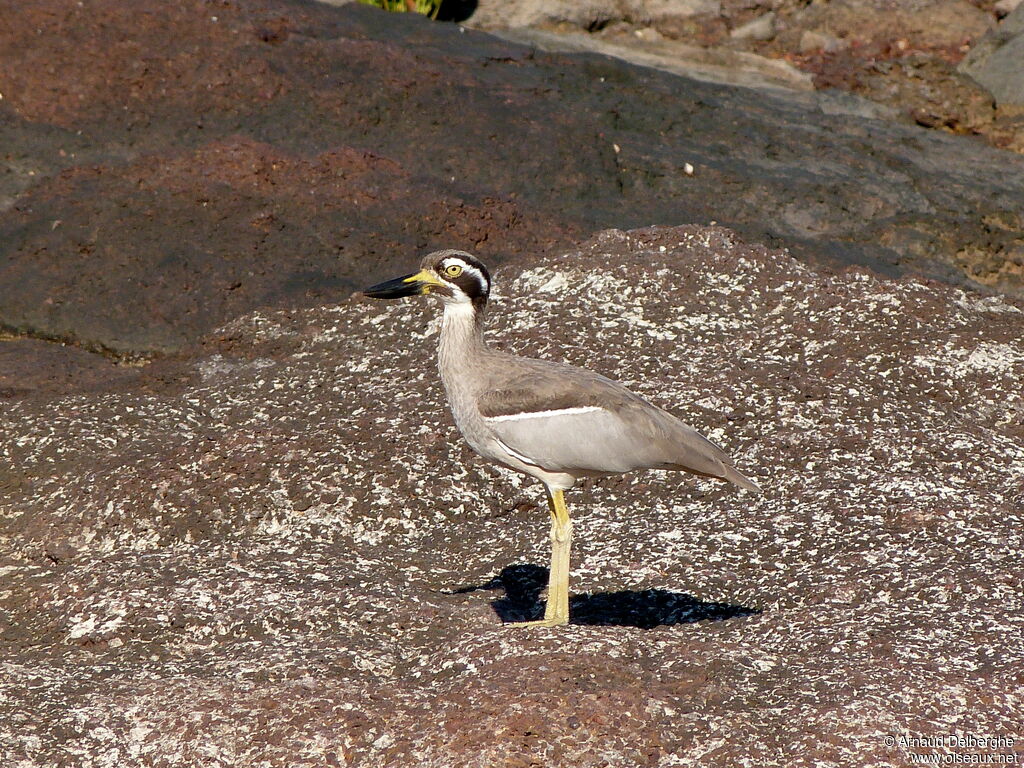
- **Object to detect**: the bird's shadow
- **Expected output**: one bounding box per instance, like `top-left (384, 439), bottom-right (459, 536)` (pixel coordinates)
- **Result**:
top-left (450, 563), bottom-right (761, 628)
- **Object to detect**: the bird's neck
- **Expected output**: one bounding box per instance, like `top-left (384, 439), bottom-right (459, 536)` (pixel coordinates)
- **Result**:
top-left (438, 300), bottom-right (487, 375)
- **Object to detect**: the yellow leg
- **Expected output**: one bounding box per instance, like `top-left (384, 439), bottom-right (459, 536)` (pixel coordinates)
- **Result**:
top-left (511, 487), bottom-right (572, 627)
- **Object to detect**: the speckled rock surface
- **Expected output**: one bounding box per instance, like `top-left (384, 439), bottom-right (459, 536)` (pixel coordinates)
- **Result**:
top-left (2, 226), bottom-right (1022, 766)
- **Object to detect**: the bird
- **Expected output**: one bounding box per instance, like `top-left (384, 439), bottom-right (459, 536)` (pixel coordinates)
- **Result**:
top-left (363, 249), bottom-right (760, 627)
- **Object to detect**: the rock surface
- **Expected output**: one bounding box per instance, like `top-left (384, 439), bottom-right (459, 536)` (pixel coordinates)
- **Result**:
top-left (729, 11), bottom-right (776, 42)
top-left (494, 25), bottom-right (817, 91)
top-left (470, 0), bottom-right (1024, 148)
top-left (1, 226), bottom-right (1022, 766)
top-left (2, 4), bottom-right (1024, 760)
top-left (960, 3), bottom-right (1024, 107)
top-left (467, 0), bottom-right (724, 29)
top-left (3, 1), bottom-right (1024, 361)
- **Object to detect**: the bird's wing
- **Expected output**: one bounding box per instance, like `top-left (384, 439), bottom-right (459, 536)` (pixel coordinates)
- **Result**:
top-left (477, 359), bottom-right (757, 488)
top-left (476, 358), bottom-right (647, 418)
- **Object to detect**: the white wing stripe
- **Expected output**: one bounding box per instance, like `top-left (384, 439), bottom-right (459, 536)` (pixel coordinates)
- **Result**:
top-left (484, 406), bottom-right (603, 423)
top-left (493, 437), bottom-right (539, 466)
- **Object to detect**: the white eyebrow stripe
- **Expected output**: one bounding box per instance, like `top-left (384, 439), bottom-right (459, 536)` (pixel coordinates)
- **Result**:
top-left (442, 260), bottom-right (489, 293)
top-left (484, 406), bottom-right (603, 423)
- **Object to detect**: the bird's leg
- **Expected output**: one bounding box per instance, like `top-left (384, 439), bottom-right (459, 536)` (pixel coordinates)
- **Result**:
top-left (511, 488), bottom-right (572, 627)
top-left (547, 488), bottom-right (573, 623)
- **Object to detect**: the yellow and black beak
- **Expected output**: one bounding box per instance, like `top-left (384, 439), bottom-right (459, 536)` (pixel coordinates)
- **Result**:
top-left (362, 269), bottom-right (441, 299)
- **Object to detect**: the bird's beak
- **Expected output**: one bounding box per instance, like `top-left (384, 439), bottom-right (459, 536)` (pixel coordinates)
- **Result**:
top-left (362, 269), bottom-right (442, 299)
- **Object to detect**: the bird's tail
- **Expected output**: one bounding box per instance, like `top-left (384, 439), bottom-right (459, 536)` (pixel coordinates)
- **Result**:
top-left (722, 463), bottom-right (762, 493)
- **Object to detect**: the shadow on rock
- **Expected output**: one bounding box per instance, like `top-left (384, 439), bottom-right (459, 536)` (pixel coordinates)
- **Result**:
top-left (452, 563), bottom-right (761, 629)
top-left (436, 0), bottom-right (478, 22)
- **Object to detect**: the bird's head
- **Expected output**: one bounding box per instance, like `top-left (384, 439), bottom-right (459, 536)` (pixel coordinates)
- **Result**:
top-left (363, 250), bottom-right (491, 312)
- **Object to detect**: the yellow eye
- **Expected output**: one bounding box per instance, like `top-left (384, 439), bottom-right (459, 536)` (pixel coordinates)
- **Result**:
top-left (444, 264), bottom-right (463, 278)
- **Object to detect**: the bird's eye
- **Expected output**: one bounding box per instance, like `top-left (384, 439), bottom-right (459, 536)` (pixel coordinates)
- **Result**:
top-left (444, 264), bottom-right (463, 278)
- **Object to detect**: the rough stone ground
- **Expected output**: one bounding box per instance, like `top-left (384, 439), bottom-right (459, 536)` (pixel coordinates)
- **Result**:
top-left (2, 227), bottom-right (1022, 766)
